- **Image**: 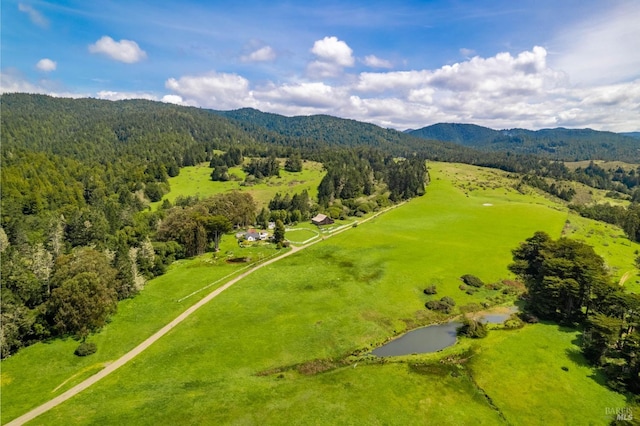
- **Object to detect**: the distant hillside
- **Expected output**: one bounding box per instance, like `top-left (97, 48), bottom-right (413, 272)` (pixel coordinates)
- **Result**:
top-left (409, 123), bottom-right (640, 162)
top-left (0, 93), bottom-right (258, 166)
top-left (215, 108), bottom-right (430, 154)
top-left (409, 123), bottom-right (500, 145)
top-left (622, 132), bottom-right (640, 139)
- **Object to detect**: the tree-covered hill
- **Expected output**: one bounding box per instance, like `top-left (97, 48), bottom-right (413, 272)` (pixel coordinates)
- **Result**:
top-left (409, 123), bottom-right (640, 162)
top-left (409, 123), bottom-right (500, 145)
top-left (1, 93), bottom-right (259, 168)
top-left (215, 107), bottom-right (432, 154)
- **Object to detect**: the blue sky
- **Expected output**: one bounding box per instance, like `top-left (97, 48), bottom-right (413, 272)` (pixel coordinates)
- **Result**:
top-left (2, 0), bottom-right (639, 131)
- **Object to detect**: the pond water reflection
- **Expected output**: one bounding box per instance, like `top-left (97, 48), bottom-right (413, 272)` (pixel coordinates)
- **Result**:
top-left (372, 310), bottom-right (515, 357)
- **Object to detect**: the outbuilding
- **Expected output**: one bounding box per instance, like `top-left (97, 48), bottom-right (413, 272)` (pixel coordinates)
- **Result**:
top-left (311, 213), bottom-right (334, 226)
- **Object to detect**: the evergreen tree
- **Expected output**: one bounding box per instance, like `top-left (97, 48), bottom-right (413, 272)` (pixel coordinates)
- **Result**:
top-left (273, 220), bottom-right (286, 245)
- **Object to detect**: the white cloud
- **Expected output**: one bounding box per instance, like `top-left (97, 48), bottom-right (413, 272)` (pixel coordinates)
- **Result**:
top-left (165, 71), bottom-right (256, 109)
top-left (356, 70), bottom-right (430, 93)
top-left (257, 82), bottom-right (347, 110)
top-left (161, 94), bottom-right (186, 105)
top-left (36, 58), bottom-right (57, 72)
top-left (241, 46), bottom-right (276, 62)
top-left (18, 3), bottom-right (48, 28)
top-left (0, 69), bottom-right (87, 98)
top-left (88, 36), bottom-right (147, 63)
top-left (310, 36), bottom-right (354, 67)
top-left (362, 55), bottom-right (393, 69)
top-left (551, 1), bottom-right (640, 85)
top-left (307, 36), bottom-right (354, 78)
top-left (160, 45), bottom-right (640, 132)
top-left (459, 48), bottom-right (475, 58)
top-left (96, 91), bottom-right (158, 101)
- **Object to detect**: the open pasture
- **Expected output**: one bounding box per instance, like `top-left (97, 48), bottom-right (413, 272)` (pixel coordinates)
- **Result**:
top-left (0, 243), bottom-right (281, 424)
top-left (3, 162), bottom-right (633, 425)
top-left (151, 160), bottom-right (325, 209)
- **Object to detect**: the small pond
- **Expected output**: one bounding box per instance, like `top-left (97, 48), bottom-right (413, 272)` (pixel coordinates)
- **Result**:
top-left (372, 309), bottom-right (516, 357)
top-left (371, 322), bottom-right (460, 357)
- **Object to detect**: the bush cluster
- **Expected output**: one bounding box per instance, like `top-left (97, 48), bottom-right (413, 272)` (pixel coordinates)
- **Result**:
top-left (503, 314), bottom-right (525, 329)
top-left (74, 342), bottom-right (97, 357)
top-left (425, 296), bottom-right (456, 314)
top-left (457, 317), bottom-right (488, 338)
top-left (461, 274), bottom-right (484, 288)
top-left (423, 285), bottom-right (437, 295)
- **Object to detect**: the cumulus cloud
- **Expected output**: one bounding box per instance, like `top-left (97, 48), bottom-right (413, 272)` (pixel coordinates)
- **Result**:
top-left (362, 55), bottom-right (393, 69)
top-left (0, 69), bottom-right (87, 98)
top-left (307, 36), bottom-right (354, 78)
top-left (18, 3), bottom-right (48, 28)
top-left (159, 45), bottom-right (640, 131)
top-left (241, 46), bottom-right (276, 62)
top-left (165, 71), bottom-right (256, 109)
top-left (96, 91), bottom-right (158, 101)
top-left (36, 58), bottom-right (57, 72)
top-left (258, 82), bottom-right (348, 110)
top-left (161, 94), bottom-right (186, 105)
top-left (89, 36), bottom-right (147, 63)
top-left (311, 36), bottom-right (354, 66)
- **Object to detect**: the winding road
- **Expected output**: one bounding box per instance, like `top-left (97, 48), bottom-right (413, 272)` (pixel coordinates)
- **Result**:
top-left (7, 204), bottom-right (403, 425)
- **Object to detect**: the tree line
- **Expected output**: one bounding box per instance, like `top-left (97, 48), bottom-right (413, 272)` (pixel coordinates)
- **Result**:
top-left (510, 232), bottom-right (639, 394)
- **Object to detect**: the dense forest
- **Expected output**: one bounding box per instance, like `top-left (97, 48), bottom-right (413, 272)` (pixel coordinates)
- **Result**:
top-left (409, 122), bottom-right (640, 162)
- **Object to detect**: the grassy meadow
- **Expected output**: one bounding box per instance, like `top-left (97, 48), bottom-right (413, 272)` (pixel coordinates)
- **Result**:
top-left (3, 162), bottom-right (636, 425)
top-left (471, 322), bottom-right (628, 425)
top-left (0, 244), bottom-right (284, 424)
top-left (150, 159), bottom-right (325, 209)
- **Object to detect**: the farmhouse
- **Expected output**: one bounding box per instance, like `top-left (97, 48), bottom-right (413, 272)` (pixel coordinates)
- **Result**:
top-left (245, 231), bottom-right (261, 242)
top-left (311, 213), bottom-right (334, 226)
top-left (236, 229), bottom-right (270, 242)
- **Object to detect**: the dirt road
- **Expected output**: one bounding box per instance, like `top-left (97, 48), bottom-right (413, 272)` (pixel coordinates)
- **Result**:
top-left (7, 203), bottom-right (403, 425)
top-left (6, 246), bottom-right (304, 426)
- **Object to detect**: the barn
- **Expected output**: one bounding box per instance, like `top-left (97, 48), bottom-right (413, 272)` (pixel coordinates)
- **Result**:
top-left (311, 213), bottom-right (334, 226)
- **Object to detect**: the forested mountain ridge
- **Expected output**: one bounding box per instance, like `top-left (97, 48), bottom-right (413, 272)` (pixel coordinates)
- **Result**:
top-left (409, 123), bottom-right (640, 162)
top-left (1, 93), bottom-right (258, 166)
top-left (215, 107), bottom-right (427, 153)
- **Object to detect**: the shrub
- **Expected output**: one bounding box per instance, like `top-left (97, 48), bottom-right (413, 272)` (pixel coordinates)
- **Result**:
top-left (457, 317), bottom-right (488, 338)
top-left (461, 274), bottom-right (484, 288)
top-left (425, 297), bottom-right (456, 314)
top-left (459, 285), bottom-right (467, 291)
top-left (74, 342), bottom-right (97, 357)
top-left (425, 300), bottom-right (443, 311)
top-left (440, 296), bottom-right (456, 307)
top-left (465, 288), bottom-right (477, 295)
top-left (423, 285), bottom-right (437, 295)
top-left (503, 314), bottom-right (525, 329)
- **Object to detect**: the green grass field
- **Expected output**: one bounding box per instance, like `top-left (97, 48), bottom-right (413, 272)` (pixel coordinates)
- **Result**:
top-left (470, 322), bottom-right (628, 425)
top-left (151, 160), bottom-right (325, 209)
top-left (2, 162), bottom-right (635, 425)
top-left (0, 243), bottom-right (284, 424)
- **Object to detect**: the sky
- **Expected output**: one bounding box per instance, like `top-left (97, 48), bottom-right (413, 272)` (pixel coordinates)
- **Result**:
top-left (2, 0), bottom-right (639, 132)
